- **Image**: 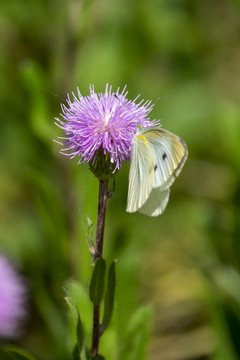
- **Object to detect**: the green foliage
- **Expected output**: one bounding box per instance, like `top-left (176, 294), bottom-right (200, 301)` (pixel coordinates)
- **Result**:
top-left (89, 258), bottom-right (106, 305)
top-left (76, 312), bottom-right (84, 353)
top-left (1, 0), bottom-right (240, 359)
top-left (65, 296), bottom-right (79, 327)
top-left (72, 345), bottom-right (80, 360)
top-left (118, 306), bottom-right (153, 360)
top-left (1, 346), bottom-right (37, 360)
top-left (64, 280), bottom-right (93, 353)
top-left (102, 261), bottom-right (116, 333)
top-left (65, 296), bottom-right (84, 358)
top-left (86, 217), bottom-right (95, 256)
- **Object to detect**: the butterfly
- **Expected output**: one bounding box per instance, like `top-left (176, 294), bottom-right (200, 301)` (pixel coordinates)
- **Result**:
top-left (126, 125), bottom-right (188, 216)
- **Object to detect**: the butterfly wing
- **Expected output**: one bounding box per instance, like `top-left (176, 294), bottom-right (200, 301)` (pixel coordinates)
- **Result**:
top-left (142, 127), bottom-right (188, 189)
top-left (139, 186), bottom-right (170, 217)
top-left (138, 170), bottom-right (176, 216)
top-left (127, 126), bottom-right (188, 216)
top-left (126, 134), bottom-right (155, 213)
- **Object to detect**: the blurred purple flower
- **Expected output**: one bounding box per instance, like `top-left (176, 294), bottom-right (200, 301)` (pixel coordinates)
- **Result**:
top-left (0, 256), bottom-right (27, 338)
top-left (55, 84), bottom-right (158, 171)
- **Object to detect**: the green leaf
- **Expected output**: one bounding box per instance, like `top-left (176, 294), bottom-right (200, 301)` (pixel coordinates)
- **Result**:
top-left (65, 296), bottom-right (78, 324)
top-left (76, 311), bottom-right (84, 352)
top-left (2, 346), bottom-right (37, 360)
top-left (102, 261), bottom-right (116, 332)
top-left (91, 355), bottom-right (105, 360)
top-left (0, 349), bottom-right (12, 360)
top-left (89, 258), bottom-right (106, 305)
top-left (86, 217), bottom-right (95, 257)
top-left (20, 60), bottom-right (55, 143)
top-left (72, 344), bottom-right (80, 360)
top-left (63, 280), bottom-right (92, 335)
top-left (118, 306), bottom-right (153, 360)
top-left (65, 297), bottom-right (84, 356)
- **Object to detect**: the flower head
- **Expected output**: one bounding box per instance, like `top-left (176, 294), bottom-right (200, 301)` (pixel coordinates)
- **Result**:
top-left (0, 256), bottom-right (27, 338)
top-left (55, 84), bottom-right (158, 174)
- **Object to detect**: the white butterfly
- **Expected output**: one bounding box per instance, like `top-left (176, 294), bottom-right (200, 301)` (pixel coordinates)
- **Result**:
top-left (126, 125), bottom-right (188, 216)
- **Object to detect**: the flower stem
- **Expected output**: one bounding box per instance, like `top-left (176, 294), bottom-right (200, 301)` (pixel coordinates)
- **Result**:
top-left (92, 180), bottom-right (109, 355)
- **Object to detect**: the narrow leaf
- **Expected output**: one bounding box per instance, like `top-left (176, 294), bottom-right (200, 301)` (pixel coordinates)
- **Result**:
top-left (65, 297), bottom-right (84, 356)
top-left (0, 349), bottom-right (12, 360)
top-left (65, 296), bottom-right (78, 324)
top-left (76, 311), bottom-right (84, 352)
top-left (86, 217), bottom-right (95, 257)
top-left (118, 306), bottom-right (153, 360)
top-left (102, 261), bottom-right (116, 332)
top-left (63, 280), bottom-right (92, 334)
top-left (2, 346), bottom-right (36, 360)
top-left (89, 258), bottom-right (106, 304)
top-left (72, 344), bottom-right (81, 360)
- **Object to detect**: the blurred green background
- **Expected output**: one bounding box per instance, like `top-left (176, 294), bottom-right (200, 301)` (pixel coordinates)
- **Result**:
top-left (1, 0), bottom-right (240, 359)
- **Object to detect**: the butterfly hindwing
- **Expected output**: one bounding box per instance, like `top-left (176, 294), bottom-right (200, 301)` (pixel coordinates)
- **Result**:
top-left (139, 186), bottom-right (170, 217)
top-left (126, 134), bottom-right (154, 213)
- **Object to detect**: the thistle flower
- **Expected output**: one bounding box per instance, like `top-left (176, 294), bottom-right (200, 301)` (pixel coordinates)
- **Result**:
top-left (55, 84), bottom-right (158, 178)
top-left (0, 256), bottom-right (27, 338)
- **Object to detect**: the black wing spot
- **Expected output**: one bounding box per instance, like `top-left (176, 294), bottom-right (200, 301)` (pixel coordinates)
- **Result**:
top-left (162, 153), bottom-right (167, 160)
top-left (154, 165), bottom-right (158, 171)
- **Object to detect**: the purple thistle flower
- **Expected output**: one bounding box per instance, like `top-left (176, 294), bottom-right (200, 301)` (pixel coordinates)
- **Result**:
top-left (0, 256), bottom-right (27, 338)
top-left (55, 84), bottom-right (159, 172)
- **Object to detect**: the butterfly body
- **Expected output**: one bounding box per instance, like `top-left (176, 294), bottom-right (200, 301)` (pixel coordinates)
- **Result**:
top-left (126, 125), bottom-right (188, 216)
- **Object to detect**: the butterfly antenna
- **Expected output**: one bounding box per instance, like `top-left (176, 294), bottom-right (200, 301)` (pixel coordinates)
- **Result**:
top-left (46, 90), bottom-right (65, 102)
top-left (153, 96), bottom-right (161, 107)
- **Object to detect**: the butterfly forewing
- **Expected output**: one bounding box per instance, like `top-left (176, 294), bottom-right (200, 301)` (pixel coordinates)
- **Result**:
top-left (142, 127), bottom-right (188, 189)
top-left (126, 134), bottom-right (154, 213)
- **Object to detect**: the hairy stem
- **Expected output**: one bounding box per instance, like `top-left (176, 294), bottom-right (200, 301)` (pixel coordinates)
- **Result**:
top-left (91, 180), bottom-right (109, 355)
